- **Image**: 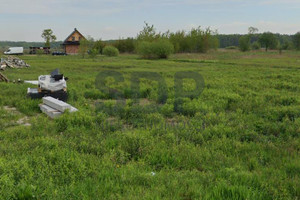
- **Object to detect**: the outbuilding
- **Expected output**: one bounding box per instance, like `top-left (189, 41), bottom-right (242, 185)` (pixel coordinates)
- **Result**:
top-left (62, 28), bottom-right (85, 55)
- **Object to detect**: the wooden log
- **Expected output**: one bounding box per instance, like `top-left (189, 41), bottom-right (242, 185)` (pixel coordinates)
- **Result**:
top-left (0, 72), bottom-right (9, 82)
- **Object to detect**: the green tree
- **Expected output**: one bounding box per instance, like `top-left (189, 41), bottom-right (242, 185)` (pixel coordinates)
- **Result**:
top-left (137, 22), bottom-right (160, 42)
top-left (89, 49), bottom-right (98, 59)
top-left (248, 27), bottom-right (259, 35)
top-left (259, 32), bottom-right (278, 51)
top-left (41, 29), bottom-right (56, 47)
top-left (113, 38), bottom-right (135, 53)
top-left (239, 35), bottom-right (250, 52)
top-left (169, 31), bottom-right (188, 53)
top-left (78, 36), bottom-right (97, 58)
top-left (293, 32), bottom-right (300, 50)
top-left (93, 40), bottom-right (106, 54)
top-left (185, 27), bottom-right (218, 53)
top-left (251, 41), bottom-right (261, 50)
top-left (78, 38), bottom-right (89, 58)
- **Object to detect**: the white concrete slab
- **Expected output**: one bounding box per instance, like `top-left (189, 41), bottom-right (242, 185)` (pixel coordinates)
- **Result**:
top-left (43, 96), bottom-right (71, 112)
top-left (39, 104), bottom-right (62, 119)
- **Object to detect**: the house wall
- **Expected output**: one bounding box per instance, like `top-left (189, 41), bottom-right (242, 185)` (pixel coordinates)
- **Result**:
top-left (67, 32), bottom-right (82, 42)
top-left (65, 45), bottom-right (79, 54)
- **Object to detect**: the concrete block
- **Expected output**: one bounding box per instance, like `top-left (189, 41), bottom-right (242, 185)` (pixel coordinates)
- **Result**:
top-left (39, 104), bottom-right (62, 119)
top-left (43, 96), bottom-right (71, 112)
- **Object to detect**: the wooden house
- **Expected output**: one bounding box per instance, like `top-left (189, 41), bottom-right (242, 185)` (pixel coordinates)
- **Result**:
top-left (62, 28), bottom-right (85, 55)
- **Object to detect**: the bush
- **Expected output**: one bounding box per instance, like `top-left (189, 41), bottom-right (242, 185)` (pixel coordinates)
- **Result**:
top-left (93, 40), bottom-right (106, 54)
top-left (169, 27), bottom-right (218, 53)
top-left (225, 46), bottom-right (238, 50)
top-left (89, 48), bottom-right (98, 58)
top-left (137, 39), bottom-right (174, 59)
top-left (103, 46), bottom-right (119, 57)
top-left (113, 38), bottom-right (135, 53)
top-left (293, 32), bottom-right (300, 50)
top-left (251, 42), bottom-right (261, 50)
top-left (239, 35), bottom-right (250, 52)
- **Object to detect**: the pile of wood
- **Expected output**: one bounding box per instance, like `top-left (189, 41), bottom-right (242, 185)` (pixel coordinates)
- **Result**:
top-left (0, 56), bottom-right (30, 71)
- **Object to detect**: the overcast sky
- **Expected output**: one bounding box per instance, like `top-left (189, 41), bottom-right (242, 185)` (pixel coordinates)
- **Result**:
top-left (0, 0), bottom-right (299, 41)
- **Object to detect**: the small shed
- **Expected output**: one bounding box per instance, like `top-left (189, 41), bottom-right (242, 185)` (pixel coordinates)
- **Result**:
top-left (62, 28), bottom-right (85, 55)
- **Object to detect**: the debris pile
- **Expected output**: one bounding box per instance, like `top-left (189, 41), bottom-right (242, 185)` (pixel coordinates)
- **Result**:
top-left (0, 56), bottom-right (30, 70)
top-left (28, 69), bottom-right (68, 101)
top-left (39, 96), bottom-right (78, 119)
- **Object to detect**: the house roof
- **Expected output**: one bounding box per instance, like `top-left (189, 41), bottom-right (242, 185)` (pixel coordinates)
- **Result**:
top-left (63, 28), bottom-right (85, 45)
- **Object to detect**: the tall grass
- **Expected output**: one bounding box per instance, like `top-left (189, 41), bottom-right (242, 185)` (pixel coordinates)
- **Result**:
top-left (0, 51), bottom-right (299, 199)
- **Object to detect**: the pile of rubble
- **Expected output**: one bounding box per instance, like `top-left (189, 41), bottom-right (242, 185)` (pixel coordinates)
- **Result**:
top-left (40, 96), bottom-right (78, 119)
top-left (0, 56), bottom-right (30, 71)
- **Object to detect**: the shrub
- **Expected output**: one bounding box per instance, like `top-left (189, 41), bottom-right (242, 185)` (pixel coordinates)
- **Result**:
top-left (36, 49), bottom-right (44, 56)
top-left (103, 46), bottom-right (119, 57)
top-left (225, 46), bottom-right (238, 50)
top-left (239, 35), bottom-right (250, 52)
top-left (169, 27), bottom-right (218, 53)
top-left (113, 38), bottom-right (135, 53)
top-left (293, 32), bottom-right (300, 50)
top-left (137, 39), bottom-right (174, 59)
top-left (89, 48), bottom-right (98, 58)
top-left (251, 41), bottom-right (261, 50)
top-left (93, 39), bottom-right (106, 54)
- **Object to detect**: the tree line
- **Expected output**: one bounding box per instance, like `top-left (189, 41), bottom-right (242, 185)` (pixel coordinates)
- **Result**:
top-left (219, 27), bottom-right (300, 52)
top-left (79, 24), bottom-right (300, 58)
top-left (1, 25), bottom-right (300, 56)
top-left (78, 22), bottom-right (219, 58)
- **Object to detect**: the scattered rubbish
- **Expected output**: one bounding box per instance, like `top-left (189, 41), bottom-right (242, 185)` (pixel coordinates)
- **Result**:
top-left (0, 56), bottom-right (30, 71)
top-left (0, 72), bottom-right (9, 82)
top-left (28, 69), bottom-right (68, 101)
top-left (39, 96), bottom-right (78, 119)
top-left (151, 172), bottom-right (156, 176)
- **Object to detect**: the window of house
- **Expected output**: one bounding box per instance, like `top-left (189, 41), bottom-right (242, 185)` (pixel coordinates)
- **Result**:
top-left (72, 36), bottom-right (75, 41)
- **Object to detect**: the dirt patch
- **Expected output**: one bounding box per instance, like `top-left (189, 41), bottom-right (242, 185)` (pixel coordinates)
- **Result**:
top-left (16, 116), bottom-right (31, 127)
top-left (3, 106), bottom-right (31, 126)
top-left (3, 106), bottom-right (18, 112)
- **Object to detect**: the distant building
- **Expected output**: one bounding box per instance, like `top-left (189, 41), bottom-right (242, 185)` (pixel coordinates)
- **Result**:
top-left (62, 28), bottom-right (85, 55)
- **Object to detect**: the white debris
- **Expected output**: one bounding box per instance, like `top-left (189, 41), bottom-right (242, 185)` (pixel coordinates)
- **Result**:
top-left (0, 56), bottom-right (30, 71)
top-left (24, 80), bottom-right (39, 85)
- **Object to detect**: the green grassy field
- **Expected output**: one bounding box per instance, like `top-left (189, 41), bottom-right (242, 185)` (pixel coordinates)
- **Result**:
top-left (0, 51), bottom-right (299, 199)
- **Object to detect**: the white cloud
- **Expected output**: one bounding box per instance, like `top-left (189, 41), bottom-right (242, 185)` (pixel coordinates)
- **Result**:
top-left (0, 0), bottom-right (125, 15)
top-left (0, 0), bottom-right (300, 41)
top-left (260, 0), bottom-right (300, 5)
top-left (256, 21), bottom-right (300, 34)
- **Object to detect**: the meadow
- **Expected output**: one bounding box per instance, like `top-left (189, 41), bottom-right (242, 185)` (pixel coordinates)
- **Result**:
top-left (0, 50), bottom-right (299, 199)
